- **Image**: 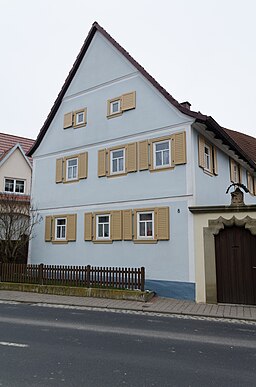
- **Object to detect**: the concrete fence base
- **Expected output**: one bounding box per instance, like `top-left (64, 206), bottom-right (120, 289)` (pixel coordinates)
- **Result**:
top-left (0, 282), bottom-right (155, 302)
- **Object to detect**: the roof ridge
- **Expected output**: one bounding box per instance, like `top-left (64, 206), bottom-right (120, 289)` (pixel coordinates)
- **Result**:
top-left (26, 22), bottom-right (256, 171)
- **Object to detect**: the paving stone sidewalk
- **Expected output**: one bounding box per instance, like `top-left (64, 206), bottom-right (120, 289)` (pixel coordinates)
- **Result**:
top-left (0, 290), bottom-right (256, 322)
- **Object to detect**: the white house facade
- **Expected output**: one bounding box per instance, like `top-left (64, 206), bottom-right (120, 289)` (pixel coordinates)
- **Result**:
top-left (28, 22), bottom-right (256, 302)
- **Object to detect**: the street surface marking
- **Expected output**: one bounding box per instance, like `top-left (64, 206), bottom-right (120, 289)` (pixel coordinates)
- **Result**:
top-left (0, 341), bottom-right (29, 348)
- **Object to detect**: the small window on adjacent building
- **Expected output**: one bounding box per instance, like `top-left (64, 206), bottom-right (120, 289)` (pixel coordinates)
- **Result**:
top-left (154, 140), bottom-right (170, 169)
top-left (110, 148), bottom-right (125, 174)
top-left (96, 215), bottom-right (110, 240)
top-left (230, 159), bottom-right (241, 183)
top-left (55, 218), bottom-right (67, 240)
top-left (137, 212), bottom-right (154, 239)
top-left (204, 144), bottom-right (211, 172)
top-left (4, 178), bottom-right (25, 194)
top-left (66, 158), bottom-right (78, 181)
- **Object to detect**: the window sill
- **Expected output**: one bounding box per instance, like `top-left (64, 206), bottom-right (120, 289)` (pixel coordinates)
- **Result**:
top-left (149, 165), bottom-right (174, 173)
top-left (51, 240), bottom-right (69, 244)
top-left (133, 239), bottom-right (157, 244)
top-left (107, 172), bottom-right (127, 178)
top-left (92, 240), bottom-right (113, 244)
top-left (107, 112), bottom-right (122, 119)
top-left (73, 123), bottom-right (86, 129)
top-left (63, 179), bottom-right (80, 184)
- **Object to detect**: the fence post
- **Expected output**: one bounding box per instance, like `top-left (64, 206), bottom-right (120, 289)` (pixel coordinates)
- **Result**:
top-left (86, 265), bottom-right (91, 288)
top-left (141, 267), bottom-right (145, 292)
top-left (38, 263), bottom-right (44, 285)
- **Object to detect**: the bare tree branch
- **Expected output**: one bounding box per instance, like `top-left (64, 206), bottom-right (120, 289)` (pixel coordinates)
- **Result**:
top-left (0, 193), bottom-right (42, 263)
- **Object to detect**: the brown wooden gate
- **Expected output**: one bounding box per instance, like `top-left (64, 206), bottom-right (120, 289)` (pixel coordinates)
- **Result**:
top-left (215, 226), bottom-right (256, 305)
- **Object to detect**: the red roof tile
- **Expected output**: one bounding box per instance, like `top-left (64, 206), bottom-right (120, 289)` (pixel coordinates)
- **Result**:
top-left (0, 132), bottom-right (34, 160)
top-left (223, 128), bottom-right (256, 163)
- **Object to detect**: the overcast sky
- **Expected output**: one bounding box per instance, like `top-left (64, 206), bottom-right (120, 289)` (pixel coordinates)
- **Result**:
top-left (1, 0), bottom-right (256, 140)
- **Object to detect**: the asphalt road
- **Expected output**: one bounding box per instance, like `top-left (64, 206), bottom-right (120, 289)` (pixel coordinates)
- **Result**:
top-left (0, 301), bottom-right (255, 387)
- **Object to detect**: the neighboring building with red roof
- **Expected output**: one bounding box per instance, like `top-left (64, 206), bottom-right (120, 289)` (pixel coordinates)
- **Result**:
top-left (0, 132), bottom-right (34, 197)
top-left (27, 22), bottom-right (256, 305)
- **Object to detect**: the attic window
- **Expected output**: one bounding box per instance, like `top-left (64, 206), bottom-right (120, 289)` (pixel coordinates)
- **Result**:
top-left (63, 108), bottom-right (87, 129)
top-left (107, 91), bottom-right (136, 118)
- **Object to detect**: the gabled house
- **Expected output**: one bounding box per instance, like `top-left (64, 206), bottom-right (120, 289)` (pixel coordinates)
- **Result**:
top-left (27, 22), bottom-right (256, 303)
top-left (0, 132), bottom-right (35, 262)
top-left (0, 132), bottom-right (34, 198)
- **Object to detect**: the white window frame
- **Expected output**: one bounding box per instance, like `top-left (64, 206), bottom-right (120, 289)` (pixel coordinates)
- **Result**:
top-left (66, 158), bottom-right (78, 181)
top-left (55, 218), bottom-right (67, 240)
top-left (75, 111), bottom-right (85, 126)
top-left (96, 214), bottom-right (110, 240)
top-left (110, 148), bottom-right (125, 175)
top-left (137, 211), bottom-right (154, 240)
top-left (4, 178), bottom-right (26, 194)
top-left (204, 144), bottom-right (211, 172)
top-left (110, 99), bottom-right (121, 115)
top-left (153, 140), bottom-right (171, 169)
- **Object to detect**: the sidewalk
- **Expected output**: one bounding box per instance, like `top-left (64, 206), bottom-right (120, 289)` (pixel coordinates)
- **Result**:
top-left (0, 290), bottom-right (256, 322)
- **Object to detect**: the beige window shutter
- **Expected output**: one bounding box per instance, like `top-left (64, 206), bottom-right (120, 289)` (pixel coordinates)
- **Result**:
top-left (155, 207), bottom-right (169, 240)
top-left (107, 99), bottom-right (111, 116)
top-left (78, 152), bottom-right (88, 179)
top-left (213, 147), bottom-right (218, 175)
top-left (121, 91), bottom-right (136, 112)
top-left (126, 143), bottom-right (137, 173)
top-left (98, 149), bottom-right (106, 177)
top-left (173, 132), bottom-right (186, 165)
top-left (238, 165), bottom-right (242, 184)
top-left (45, 216), bottom-right (53, 242)
top-left (111, 210), bottom-right (122, 240)
top-left (247, 172), bottom-right (253, 194)
top-left (56, 158), bottom-right (64, 183)
top-left (66, 214), bottom-right (77, 241)
top-left (198, 135), bottom-right (205, 168)
top-left (133, 210), bottom-right (138, 240)
top-left (138, 141), bottom-right (149, 170)
top-left (230, 159), bottom-right (235, 182)
top-left (123, 210), bottom-right (133, 240)
top-left (84, 213), bottom-right (93, 241)
top-left (63, 112), bottom-right (73, 129)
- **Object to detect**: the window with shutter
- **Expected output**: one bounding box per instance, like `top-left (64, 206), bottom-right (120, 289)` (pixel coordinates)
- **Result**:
top-left (198, 135), bottom-right (217, 176)
top-left (57, 152), bottom-right (88, 184)
top-left (107, 91), bottom-right (136, 118)
top-left (74, 108), bottom-right (87, 128)
top-left (230, 159), bottom-right (241, 183)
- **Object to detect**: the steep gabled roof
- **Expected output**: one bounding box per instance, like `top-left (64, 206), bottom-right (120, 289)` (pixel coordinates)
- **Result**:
top-left (27, 22), bottom-right (256, 171)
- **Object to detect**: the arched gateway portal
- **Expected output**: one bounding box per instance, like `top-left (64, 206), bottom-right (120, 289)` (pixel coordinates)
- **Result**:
top-left (203, 216), bottom-right (256, 305)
